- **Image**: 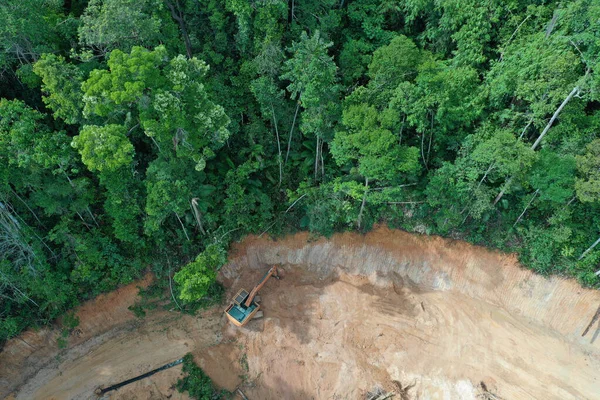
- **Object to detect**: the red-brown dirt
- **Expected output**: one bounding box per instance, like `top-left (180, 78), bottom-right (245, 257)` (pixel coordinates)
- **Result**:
top-left (2, 226), bottom-right (600, 399)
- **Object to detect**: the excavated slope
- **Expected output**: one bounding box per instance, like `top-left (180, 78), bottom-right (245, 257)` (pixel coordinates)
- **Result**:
top-left (220, 226), bottom-right (600, 399)
top-left (1, 226), bottom-right (599, 399)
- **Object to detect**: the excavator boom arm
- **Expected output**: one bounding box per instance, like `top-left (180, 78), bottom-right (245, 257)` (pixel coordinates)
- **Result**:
top-left (244, 266), bottom-right (278, 307)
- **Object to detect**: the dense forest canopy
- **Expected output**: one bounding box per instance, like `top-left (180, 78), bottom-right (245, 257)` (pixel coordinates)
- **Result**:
top-left (1, 0), bottom-right (600, 341)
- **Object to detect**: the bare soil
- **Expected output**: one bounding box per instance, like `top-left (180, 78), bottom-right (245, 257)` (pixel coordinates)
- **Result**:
top-left (2, 226), bottom-right (600, 399)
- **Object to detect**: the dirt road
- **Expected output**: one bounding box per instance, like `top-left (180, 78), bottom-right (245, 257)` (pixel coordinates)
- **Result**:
top-left (2, 226), bottom-right (600, 399)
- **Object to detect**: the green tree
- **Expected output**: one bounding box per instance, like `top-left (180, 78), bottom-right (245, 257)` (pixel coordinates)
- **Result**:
top-left (576, 139), bottom-right (600, 203)
top-left (72, 125), bottom-right (134, 173)
top-left (79, 0), bottom-right (180, 55)
top-left (33, 54), bottom-right (85, 125)
top-left (0, 0), bottom-right (62, 73)
top-left (281, 31), bottom-right (340, 180)
top-left (174, 244), bottom-right (226, 303)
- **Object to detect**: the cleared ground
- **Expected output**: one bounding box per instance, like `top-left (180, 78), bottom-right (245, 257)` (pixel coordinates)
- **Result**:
top-left (2, 226), bottom-right (600, 399)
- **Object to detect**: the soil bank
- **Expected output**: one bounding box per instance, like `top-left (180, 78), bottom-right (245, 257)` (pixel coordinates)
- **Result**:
top-left (2, 226), bottom-right (600, 399)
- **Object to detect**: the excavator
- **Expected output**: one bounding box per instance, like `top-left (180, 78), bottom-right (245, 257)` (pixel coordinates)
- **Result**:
top-left (225, 265), bottom-right (279, 327)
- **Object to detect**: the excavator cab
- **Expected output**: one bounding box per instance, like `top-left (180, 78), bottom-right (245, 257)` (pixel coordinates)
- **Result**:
top-left (225, 266), bottom-right (279, 327)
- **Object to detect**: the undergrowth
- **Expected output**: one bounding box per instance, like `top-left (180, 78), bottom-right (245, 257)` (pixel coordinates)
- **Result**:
top-left (176, 353), bottom-right (231, 400)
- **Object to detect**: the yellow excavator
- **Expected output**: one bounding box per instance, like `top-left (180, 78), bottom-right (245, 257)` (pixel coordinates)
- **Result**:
top-left (225, 265), bottom-right (279, 327)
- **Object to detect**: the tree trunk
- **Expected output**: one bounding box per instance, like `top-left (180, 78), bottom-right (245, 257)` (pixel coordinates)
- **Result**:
top-left (398, 114), bottom-right (406, 146)
top-left (531, 85), bottom-right (579, 151)
top-left (291, 0), bottom-right (295, 20)
top-left (62, 170), bottom-right (98, 228)
top-left (579, 236), bottom-right (600, 260)
top-left (271, 105), bottom-right (283, 187)
top-left (519, 117), bottom-right (534, 140)
top-left (166, 0), bottom-right (193, 59)
top-left (513, 189), bottom-right (539, 227)
top-left (357, 177), bottom-right (369, 229)
top-left (314, 136), bottom-right (320, 181)
top-left (426, 111), bottom-right (434, 164)
top-left (494, 86), bottom-right (579, 206)
top-left (285, 102), bottom-right (300, 164)
top-left (581, 304), bottom-right (600, 337)
top-left (499, 15), bottom-right (531, 61)
top-left (174, 212), bottom-right (190, 241)
top-left (420, 131), bottom-right (428, 170)
top-left (0, 269), bottom-right (39, 307)
top-left (460, 162), bottom-right (496, 224)
top-left (320, 137), bottom-right (325, 178)
top-left (190, 198), bottom-right (206, 235)
top-left (9, 187), bottom-right (44, 228)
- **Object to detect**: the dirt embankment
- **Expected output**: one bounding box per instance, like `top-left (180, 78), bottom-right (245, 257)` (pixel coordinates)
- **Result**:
top-left (2, 226), bottom-right (600, 399)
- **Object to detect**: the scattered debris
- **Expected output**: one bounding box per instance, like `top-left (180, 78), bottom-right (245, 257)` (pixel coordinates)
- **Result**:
top-left (393, 380), bottom-right (415, 400)
top-left (237, 388), bottom-right (249, 400)
top-left (477, 381), bottom-right (504, 400)
top-left (581, 304), bottom-right (600, 338)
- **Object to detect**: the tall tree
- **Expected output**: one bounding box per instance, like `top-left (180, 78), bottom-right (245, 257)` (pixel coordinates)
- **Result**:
top-left (281, 31), bottom-right (340, 180)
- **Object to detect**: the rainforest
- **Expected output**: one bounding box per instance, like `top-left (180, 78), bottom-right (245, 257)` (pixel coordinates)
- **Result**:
top-left (1, 0), bottom-right (600, 344)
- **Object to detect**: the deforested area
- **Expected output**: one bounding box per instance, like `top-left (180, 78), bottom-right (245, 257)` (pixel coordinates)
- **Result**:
top-left (2, 228), bottom-right (600, 399)
top-left (1, 1), bottom-right (600, 399)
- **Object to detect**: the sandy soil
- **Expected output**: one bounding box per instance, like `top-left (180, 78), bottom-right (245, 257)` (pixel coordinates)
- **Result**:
top-left (2, 226), bottom-right (600, 399)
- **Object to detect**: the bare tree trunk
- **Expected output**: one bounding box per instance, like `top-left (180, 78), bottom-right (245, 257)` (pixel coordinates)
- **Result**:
top-left (426, 111), bottom-right (434, 164)
top-left (0, 269), bottom-right (39, 307)
top-left (500, 15), bottom-right (531, 61)
top-left (582, 304), bottom-right (600, 337)
top-left (398, 114), bottom-right (406, 146)
top-left (513, 189), bottom-right (539, 227)
top-left (166, 0), bottom-right (193, 59)
top-left (579, 236), bottom-right (600, 260)
top-left (271, 105), bottom-right (283, 187)
top-left (493, 176), bottom-right (513, 206)
top-left (168, 263), bottom-right (183, 311)
top-left (561, 195), bottom-right (577, 212)
top-left (8, 187), bottom-right (44, 227)
top-left (174, 212), bottom-right (190, 241)
top-left (314, 136), bottom-right (320, 180)
top-left (76, 211), bottom-right (92, 231)
top-left (545, 13), bottom-right (559, 38)
top-left (494, 86), bottom-right (579, 206)
top-left (320, 138), bottom-right (325, 178)
top-left (62, 170), bottom-right (98, 227)
top-left (420, 131), bottom-right (428, 170)
top-left (357, 177), bottom-right (369, 229)
top-left (190, 198), bottom-right (206, 235)
top-left (460, 162), bottom-right (496, 223)
top-left (476, 162), bottom-right (495, 190)
top-left (285, 102), bottom-right (300, 164)
top-left (85, 208), bottom-right (100, 228)
top-left (531, 85), bottom-right (579, 150)
top-left (519, 117), bottom-right (534, 140)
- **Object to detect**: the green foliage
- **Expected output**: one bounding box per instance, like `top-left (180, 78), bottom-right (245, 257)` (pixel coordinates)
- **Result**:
top-left (176, 353), bottom-right (229, 400)
top-left (174, 244), bottom-right (227, 303)
top-left (79, 0), bottom-right (179, 55)
top-left (367, 35), bottom-right (421, 94)
top-left (332, 103), bottom-right (420, 181)
top-left (576, 139), bottom-right (600, 203)
top-left (530, 151), bottom-right (576, 205)
top-left (33, 54), bottom-right (84, 125)
top-left (3, 0), bottom-right (600, 341)
top-left (0, 0), bottom-right (62, 72)
top-left (281, 30), bottom-right (340, 140)
top-left (72, 125), bottom-right (134, 173)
